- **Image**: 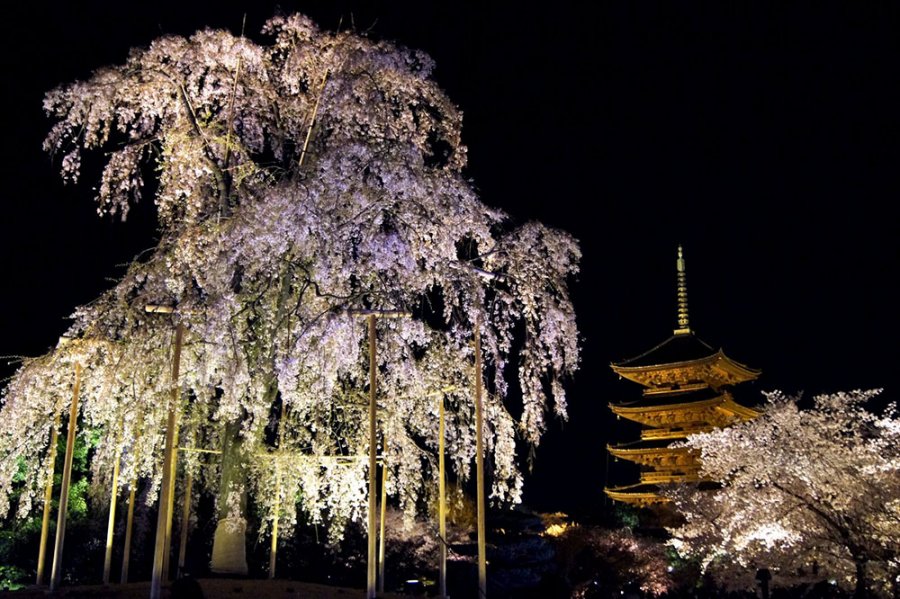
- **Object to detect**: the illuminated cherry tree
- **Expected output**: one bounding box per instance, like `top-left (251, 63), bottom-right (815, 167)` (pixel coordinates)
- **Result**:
top-left (0, 13), bottom-right (579, 572)
top-left (665, 390), bottom-right (900, 598)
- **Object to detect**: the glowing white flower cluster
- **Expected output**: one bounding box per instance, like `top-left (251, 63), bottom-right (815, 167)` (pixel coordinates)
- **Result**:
top-left (1, 13), bottom-right (580, 542)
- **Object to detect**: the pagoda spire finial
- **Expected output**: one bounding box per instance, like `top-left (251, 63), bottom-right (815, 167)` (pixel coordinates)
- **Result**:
top-left (675, 245), bottom-right (691, 335)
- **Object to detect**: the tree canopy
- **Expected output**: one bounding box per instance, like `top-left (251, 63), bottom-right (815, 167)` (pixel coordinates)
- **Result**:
top-left (665, 390), bottom-right (900, 598)
top-left (0, 13), bottom-right (580, 547)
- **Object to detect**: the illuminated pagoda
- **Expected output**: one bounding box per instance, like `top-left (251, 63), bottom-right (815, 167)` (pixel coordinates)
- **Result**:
top-left (605, 246), bottom-right (761, 506)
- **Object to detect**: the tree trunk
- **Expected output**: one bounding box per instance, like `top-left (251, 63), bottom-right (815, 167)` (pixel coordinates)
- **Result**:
top-left (210, 417), bottom-right (249, 575)
top-left (854, 558), bottom-right (868, 599)
top-left (211, 263), bottom-right (291, 575)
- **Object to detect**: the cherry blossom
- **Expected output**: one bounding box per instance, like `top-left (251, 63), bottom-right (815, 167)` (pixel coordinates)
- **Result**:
top-left (1, 12), bottom-right (580, 567)
top-left (665, 390), bottom-right (900, 598)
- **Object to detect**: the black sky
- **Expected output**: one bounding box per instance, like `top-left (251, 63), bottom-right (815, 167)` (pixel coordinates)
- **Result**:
top-left (1, 1), bottom-right (898, 517)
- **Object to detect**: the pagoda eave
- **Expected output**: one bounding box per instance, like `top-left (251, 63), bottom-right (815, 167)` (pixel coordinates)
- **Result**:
top-left (604, 484), bottom-right (670, 506)
top-left (608, 444), bottom-right (697, 468)
top-left (611, 350), bottom-right (760, 389)
top-left (610, 393), bottom-right (760, 427)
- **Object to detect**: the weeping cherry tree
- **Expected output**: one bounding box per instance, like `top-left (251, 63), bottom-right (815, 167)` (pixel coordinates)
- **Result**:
top-left (0, 13), bottom-right (580, 574)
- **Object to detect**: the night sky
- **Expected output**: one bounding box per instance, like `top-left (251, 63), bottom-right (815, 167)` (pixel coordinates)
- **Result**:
top-left (1, 2), bottom-right (898, 517)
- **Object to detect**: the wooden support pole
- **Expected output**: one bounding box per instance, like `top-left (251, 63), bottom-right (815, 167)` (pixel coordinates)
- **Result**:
top-left (152, 419), bottom-right (177, 592)
top-left (163, 421), bottom-right (181, 580)
top-left (150, 322), bottom-right (184, 599)
top-left (346, 307), bottom-right (409, 598)
top-left (268, 483), bottom-right (279, 579)
top-left (120, 414), bottom-right (142, 586)
top-left (378, 460), bottom-right (387, 594)
top-left (102, 420), bottom-right (123, 584)
top-left (367, 314), bottom-right (377, 599)
top-left (439, 397), bottom-right (447, 599)
top-left (269, 403), bottom-right (287, 579)
top-left (474, 320), bottom-right (487, 598)
top-left (36, 412), bottom-right (61, 586)
top-left (49, 363), bottom-right (81, 592)
top-left (120, 479), bottom-right (136, 584)
top-left (176, 471), bottom-right (193, 578)
top-left (297, 68), bottom-right (330, 169)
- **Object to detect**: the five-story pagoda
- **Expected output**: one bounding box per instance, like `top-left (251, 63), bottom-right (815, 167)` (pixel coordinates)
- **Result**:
top-left (605, 247), bottom-right (761, 506)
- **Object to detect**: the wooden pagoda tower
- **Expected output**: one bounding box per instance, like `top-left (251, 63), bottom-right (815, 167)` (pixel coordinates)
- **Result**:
top-left (605, 246), bottom-right (761, 506)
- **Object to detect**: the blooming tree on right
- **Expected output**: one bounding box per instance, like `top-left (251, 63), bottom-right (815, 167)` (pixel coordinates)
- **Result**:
top-left (665, 390), bottom-right (900, 598)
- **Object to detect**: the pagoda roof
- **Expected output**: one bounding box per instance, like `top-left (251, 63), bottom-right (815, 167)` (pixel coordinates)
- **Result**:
top-left (610, 390), bottom-right (760, 427)
top-left (612, 385), bottom-right (723, 408)
top-left (613, 331), bottom-right (719, 367)
top-left (604, 483), bottom-right (669, 506)
top-left (605, 480), bottom-right (719, 505)
top-left (610, 332), bottom-right (760, 390)
top-left (608, 444), bottom-right (694, 457)
top-left (608, 444), bottom-right (697, 468)
top-left (609, 438), bottom-right (679, 451)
